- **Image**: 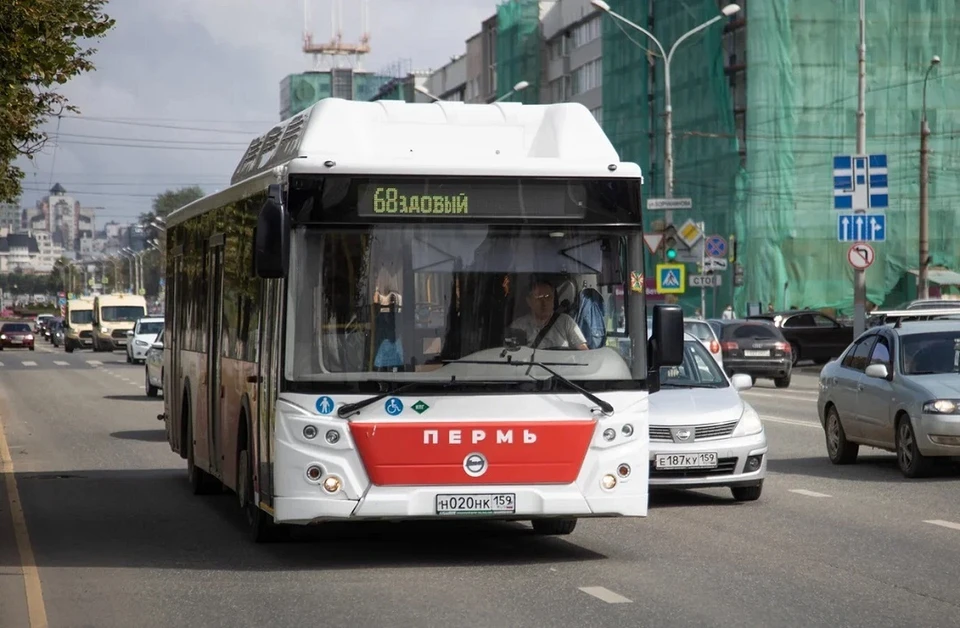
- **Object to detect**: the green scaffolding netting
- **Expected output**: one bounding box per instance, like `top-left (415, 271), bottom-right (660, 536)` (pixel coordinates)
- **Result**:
top-left (603, 0), bottom-right (740, 318)
top-left (743, 0), bottom-right (956, 314)
top-left (496, 0), bottom-right (541, 103)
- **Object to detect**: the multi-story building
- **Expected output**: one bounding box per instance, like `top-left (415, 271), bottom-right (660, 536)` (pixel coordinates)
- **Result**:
top-left (21, 183), bottom-right (96, 256)
top-left (0, 202), bottom-right (20, 234)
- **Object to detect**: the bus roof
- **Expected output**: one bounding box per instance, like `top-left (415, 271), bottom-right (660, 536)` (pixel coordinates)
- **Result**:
top-left (167, 98), bottom-right (643, 229)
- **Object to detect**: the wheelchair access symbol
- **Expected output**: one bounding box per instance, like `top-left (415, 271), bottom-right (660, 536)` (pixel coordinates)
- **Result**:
top-left (385, 397), bottom-right (404, 416)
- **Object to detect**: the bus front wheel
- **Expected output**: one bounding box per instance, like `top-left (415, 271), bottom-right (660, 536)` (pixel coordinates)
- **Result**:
top-left (237, 444), bottom-right (284, 543)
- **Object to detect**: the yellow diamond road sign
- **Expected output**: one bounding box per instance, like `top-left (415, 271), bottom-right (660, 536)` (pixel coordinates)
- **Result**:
top-left (656, 264), bottom-right (686, 294)
top-left (677, 219), bottom-right (703, 248)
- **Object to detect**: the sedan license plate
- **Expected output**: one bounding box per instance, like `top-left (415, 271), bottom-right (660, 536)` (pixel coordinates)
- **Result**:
top-left (10, 339), bottom-right (21, 344)
top-left (743, 349), bottom-right (770, 357)
top-left (436, 493), bottom-right (516, 516)
top-left (655, 453), bottom-right (718, 469)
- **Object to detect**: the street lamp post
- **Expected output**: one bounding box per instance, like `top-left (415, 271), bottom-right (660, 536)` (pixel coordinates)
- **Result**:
top-left (494, 80), bottom-right (530, 103)
top-left (918, 55), bottom-right (940, 300)
top-left (592, 1), bottom-right (739, 225)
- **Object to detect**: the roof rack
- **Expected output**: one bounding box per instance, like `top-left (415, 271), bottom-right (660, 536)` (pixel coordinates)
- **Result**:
top-left (867, 307), bottom-right (960, 328)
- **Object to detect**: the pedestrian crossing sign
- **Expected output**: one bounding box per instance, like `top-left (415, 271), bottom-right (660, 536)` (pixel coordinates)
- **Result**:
top-left (656, 264), bottom-right (686, 294)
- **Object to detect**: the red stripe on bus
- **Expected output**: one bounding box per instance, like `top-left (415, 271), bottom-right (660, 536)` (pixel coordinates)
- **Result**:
top-left (348, 420), bottom-right (596, 486)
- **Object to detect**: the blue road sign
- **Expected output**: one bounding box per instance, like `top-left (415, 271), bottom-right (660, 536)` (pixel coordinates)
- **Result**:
top-left (833, 154), bottom-right (888, 210)
top-left (837, 213), bottom-right (886, 242)
top-left (385, 397), bottom-right (404, 416)
top-left (705, 235), bottom-right (726, 258)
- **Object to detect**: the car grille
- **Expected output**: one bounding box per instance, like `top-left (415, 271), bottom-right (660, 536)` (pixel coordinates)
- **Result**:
top-left (649, 420), bottom-right (740, 442)
top-left (111, 330), bottom-right (128, 339)
top-left (79, 330), bottom-right (92, 339)
top-left (649, 457), bottom-right (739, 478)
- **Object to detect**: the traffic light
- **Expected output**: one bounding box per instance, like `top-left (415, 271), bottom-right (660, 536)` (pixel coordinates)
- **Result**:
top-left (664, 236), bottom-right (678, 261)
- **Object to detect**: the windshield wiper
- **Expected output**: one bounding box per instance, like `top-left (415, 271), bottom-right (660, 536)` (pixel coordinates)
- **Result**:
top-left (336, 379), bottom-right (503, 419)
top-left (444, 359), bottom-right (614, 415)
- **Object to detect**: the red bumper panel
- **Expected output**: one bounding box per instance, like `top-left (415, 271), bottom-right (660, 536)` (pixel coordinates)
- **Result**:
top-left (349, 420), bottom-right (597, 486)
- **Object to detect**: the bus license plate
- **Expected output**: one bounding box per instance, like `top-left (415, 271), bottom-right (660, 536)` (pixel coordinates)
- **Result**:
top-left (655, 452), bottom-right (718, 469)
top-left (436, 493), bottom-right (516, 516)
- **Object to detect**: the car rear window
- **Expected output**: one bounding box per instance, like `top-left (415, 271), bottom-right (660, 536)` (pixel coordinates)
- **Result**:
top-left (724, 323), bottom-right (782, 340)
top-left (2, 323), bottom-right (31, 332)
top-left (683, 320), bottom-right (714, 342)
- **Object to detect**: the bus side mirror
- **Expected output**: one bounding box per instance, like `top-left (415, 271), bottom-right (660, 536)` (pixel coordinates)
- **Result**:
top-left (648, 304), bottom-right (684, 371)
top-left (254, 185), bottom-right (290, 279)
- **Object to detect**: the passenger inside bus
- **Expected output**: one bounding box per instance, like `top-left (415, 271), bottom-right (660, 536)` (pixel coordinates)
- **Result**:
top-left (507, 279), bottom-right (588, 350)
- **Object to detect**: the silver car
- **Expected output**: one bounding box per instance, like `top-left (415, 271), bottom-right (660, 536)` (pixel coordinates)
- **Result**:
top-left (818, 319), bottom-right (960, 477)
top-left (648, 333), bottom-right (767, 501)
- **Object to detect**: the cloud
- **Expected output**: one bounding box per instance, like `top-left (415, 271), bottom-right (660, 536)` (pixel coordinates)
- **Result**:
top-left (15, 0), bottom-right (497, 228)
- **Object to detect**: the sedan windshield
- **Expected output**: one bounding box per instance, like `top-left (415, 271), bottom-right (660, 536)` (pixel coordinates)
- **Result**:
top-left (901, 331), bottom-right (960, 375)
top-left (137, 321), bottom-right (164, 336)
top-left (659, 340), bottom-right (728, 388)
top-left (286, 225), bottom-right (642, 387)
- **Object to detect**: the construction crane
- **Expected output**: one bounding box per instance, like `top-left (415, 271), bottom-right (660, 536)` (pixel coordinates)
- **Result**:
top-left (302, 0), bottom-right (371, 69)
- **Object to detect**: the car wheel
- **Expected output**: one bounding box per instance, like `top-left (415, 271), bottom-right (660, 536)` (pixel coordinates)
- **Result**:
top-left (731, 481), bottom-right (763, 501)
top-left (896, 415), bottom-right (933, 478)
top-left (145, 368), bottom-right (159, 398)
top-left (774, 375), bottom-right (791, 388)
top-left (531, 518), bottom-right (578, 535)
top-left (825, 405), bottom-right (858, 464)
top-left (790, 343), bottom-right (800, 366)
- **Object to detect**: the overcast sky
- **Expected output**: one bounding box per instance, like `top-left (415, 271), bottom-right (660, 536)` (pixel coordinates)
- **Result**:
top-left (15, 0), bottom-right (496, 228)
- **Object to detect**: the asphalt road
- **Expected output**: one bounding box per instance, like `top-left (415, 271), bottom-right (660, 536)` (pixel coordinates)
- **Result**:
top-left (1, 344), bottom-right (959, 627)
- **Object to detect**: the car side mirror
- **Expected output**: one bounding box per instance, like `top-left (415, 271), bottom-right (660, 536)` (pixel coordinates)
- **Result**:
top-left (254, 184), bottom-right (290, 279)
top-left (126, 330), bottom-right (134, 337)
top-left (151, 342), bottom-right (164, 351)
top-left (864, 363), bottom-right (889, 379)
top-left (731, 373), bottom-right (753, 391)
top-left (503, 327), bottom-right (528, 352)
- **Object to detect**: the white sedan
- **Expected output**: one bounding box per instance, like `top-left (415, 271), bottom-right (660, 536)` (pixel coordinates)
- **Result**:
top-left (648, 333), bottom-right (767, 501)
top-left (144, 329), bottom-right (163, 398)
top-left (126, 317), bottom-right (164, 364)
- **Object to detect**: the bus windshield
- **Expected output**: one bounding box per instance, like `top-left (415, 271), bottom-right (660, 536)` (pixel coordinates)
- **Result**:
top-left (286, 225), bottom-right (644, 388)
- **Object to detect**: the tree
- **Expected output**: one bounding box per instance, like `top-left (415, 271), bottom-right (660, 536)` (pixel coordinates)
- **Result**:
top-left (138, 185), bottom-right (204, 240)
top-left (0, 0), bottom-right (116, 202)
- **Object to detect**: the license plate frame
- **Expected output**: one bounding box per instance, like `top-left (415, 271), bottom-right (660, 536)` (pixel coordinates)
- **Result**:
top-left (436, 493), bottom-right (516, 516)
top-left (655, 452), bottom-right (718, 470)
top-left (743, 349), bottom-right (770, 357)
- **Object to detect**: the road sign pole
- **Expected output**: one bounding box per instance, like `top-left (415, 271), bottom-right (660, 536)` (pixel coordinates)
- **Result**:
top-left (852, 0), bottom-right (867, 337)
top-left (699, 221), bottom-right (706, 316)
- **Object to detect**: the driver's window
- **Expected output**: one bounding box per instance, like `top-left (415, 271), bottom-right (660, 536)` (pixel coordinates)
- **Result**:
top-left (869, 336), bottom-right (891, 368)
top-left (813, 314), bottom-right (837, 327)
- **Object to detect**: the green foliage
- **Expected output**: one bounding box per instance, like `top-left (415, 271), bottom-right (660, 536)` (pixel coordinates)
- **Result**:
top-left (0, 0), bottom-right (116, 202)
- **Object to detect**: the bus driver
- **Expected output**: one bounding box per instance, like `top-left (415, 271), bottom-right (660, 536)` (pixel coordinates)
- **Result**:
top-left (509, 280), bottom-right (589, 351)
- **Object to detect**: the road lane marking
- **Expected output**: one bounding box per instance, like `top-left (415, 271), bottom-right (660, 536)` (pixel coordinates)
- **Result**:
top-left (924, 519), bottom-right (960, 531)
top-left (21, 361), bottom-right (36, 367)
top-left (86, 360), bottom-right (102, 367)
top-left (744, 390), bottom-right (818, 400)
top-left (790, 489), bottom-right (832, 498)
top-left (760, 415), bottom-right (820, 429)
top-left (0, 409), bottom-right (49, 627)
top-left (0, 362), bottom-right (5, 367)
top-left (578, 586), bottom-right (633, 604)
top-left (53, 361), bottom-right (68, 366)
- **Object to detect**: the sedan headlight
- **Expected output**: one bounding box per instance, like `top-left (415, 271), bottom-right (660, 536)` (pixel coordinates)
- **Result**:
top-left (921, 399), bottom-right (960, 414)
top-left (732, 403), bottom-right (764, 437)
top-left (135, 339), bottom-right (149, 347)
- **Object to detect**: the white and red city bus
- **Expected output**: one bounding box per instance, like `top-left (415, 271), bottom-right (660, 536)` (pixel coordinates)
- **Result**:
top-left (160, 97), bottom-right (684, 542)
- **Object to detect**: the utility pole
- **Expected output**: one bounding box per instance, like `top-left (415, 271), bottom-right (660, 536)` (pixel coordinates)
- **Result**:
top-left (852, 0), bottom-right (867, 337)
top-left (699, 221), bottom-right (707, 316)
top-left (918, 55), bottom-right (940, 299)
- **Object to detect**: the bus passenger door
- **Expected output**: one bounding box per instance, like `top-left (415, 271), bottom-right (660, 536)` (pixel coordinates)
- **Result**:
top-left (206, 236), bottom-right (225, 478)
top-left (255, 279), bottom-right (282, 508)
top-left (167, 250), bottom-right (184, 452)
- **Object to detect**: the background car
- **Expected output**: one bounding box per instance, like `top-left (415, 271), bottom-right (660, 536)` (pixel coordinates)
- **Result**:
top-left (709, 318), bottom-right (792, 387)
top-left (748, 309), bottom-right (852, 366)
top-left (0, 322), bottom-right (35, 351)
top-left (126, 316), bottom-right (164, 364)
top-left (144, 329), bottom-right (163, 397)
top-left (647, 332), bottom-right (767, 501)
top-left (818, 319), bottom-right (960, 478)
top-left (683, 317), bottom-right (724, 368)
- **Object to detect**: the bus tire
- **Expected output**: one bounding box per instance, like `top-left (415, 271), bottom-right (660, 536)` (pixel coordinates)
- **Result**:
top-left (531, 518), bottom-right (578, 536)
top-left (185, 399), bottom-right (217, 495)
top-left (237, 442), bottom-right (284, 543)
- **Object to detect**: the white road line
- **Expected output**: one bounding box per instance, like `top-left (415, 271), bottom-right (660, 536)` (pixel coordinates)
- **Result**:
top-left (744, 390), bottom-right (818, 400)
top-left (53, 361), bottom-right (69, 366)
top-left (578, 587), bottom-right (633, 604)
top-left (924, 519), bottom-right (960, 531)
top-left (761, 415), bottom-right (820, 429)
top-left (0, 362), bottom-right (5, 367)
top-left (86, 360), bottom-right (102, 366)
top-left (789, 489), bottom-right (832, 498)
top-left (21, 361), bottom-right (37, 367)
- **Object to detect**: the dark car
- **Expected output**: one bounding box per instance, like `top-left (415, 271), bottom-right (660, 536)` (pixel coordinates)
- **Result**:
top-left (710, 318), bottom-right (792, 388)
top-left (748, 309), bottom-right (853, 366)
top-left (0, 322), bottom-right (36, 351)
